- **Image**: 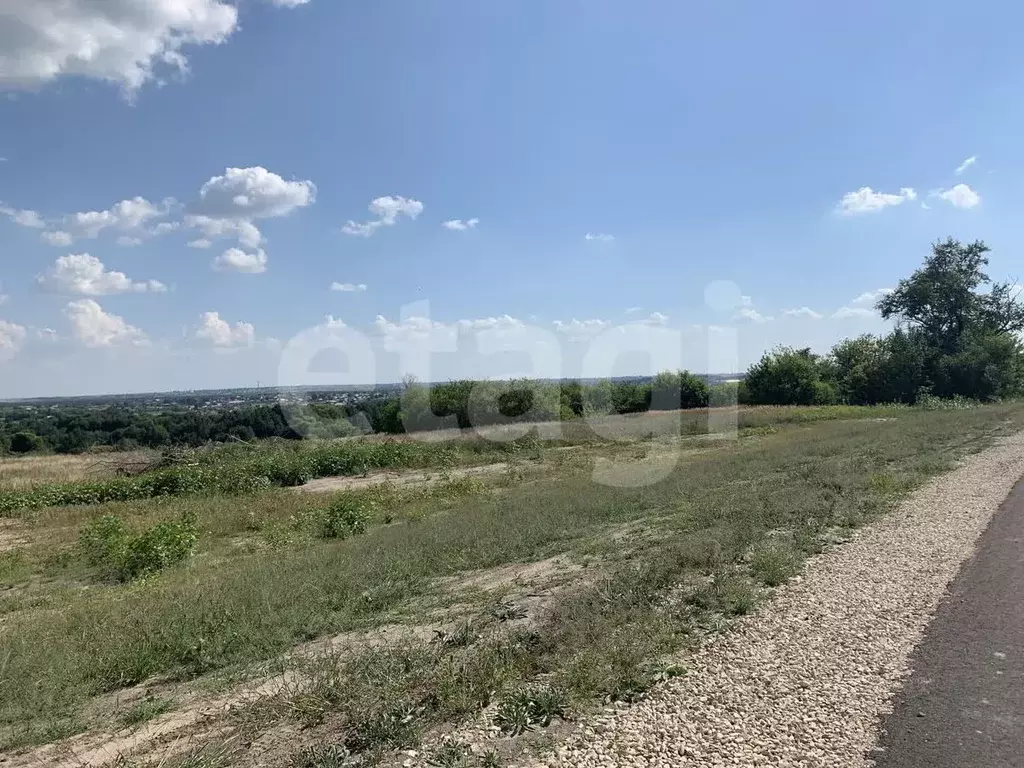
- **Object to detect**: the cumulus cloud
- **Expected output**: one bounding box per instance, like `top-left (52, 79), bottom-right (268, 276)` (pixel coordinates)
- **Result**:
top-left (37, 254), bottom-right (166, 295)
top-left (934, 183), bottom-right (981, 209)
top-left (41, 230), bottom-right (73, 246)
top-left (193, 167), bottom-right (316, 220)
top-left (735, 307), bottom-right (773, 323)
top-left (196, 311), bottom-right (254, 348)
top-left (442, 218), bottom-right (479, 231)
top-left (186, 167), bottom-right (315, 256)
top-left (782, 307), bottom-right (823, 319)
top-left (0, 319), bottom-right (26, 359)
top-left (343, 196), bottom-right (423, 237)
top-left (955, 155), bottom-right (977, 175)
top-left (330, 282), bottom-right (367, 292)
top-left (65, 299), bottom-right (147, 348)
top-left (585, 232), bottom-right (614, 242)
top-left (0, 0), bottom-right (306, 94)
top-left (837, 186), bottom-right (916, 215)
top-left (832, 306), bottom-right (877, 320)
top-left (553, 318), bottom-right (610, 339)
top-left (212, 247), bottom-right (268, 274)
top-left (185, 215), bottom-right (262, 249)
top-left (644, 312), bottom-right (670, 326)
top-left (0, 204), bottom-right (45, 228)
top-left (851, 288), bottom-right (892, 306)
top-left (456, 315), bottom-right (525, 332)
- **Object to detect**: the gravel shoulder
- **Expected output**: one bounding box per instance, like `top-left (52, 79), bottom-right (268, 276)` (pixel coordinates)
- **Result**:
top-left (529, 431), bottom-right (1024, 768)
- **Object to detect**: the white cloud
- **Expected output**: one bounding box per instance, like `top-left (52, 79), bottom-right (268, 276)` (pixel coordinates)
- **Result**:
top-left (116, 236), bottom-right (143, 247)
top-left (955, 155), bottom-right (977, 175)
top-left (0, 319), bottom-right (26, 359)
top-left (644, 312), bottom-right (669, 326)
top-left (41, 230), bottom-right (73, 246)
top-left (188, 238), bottom-right (213, 249)
top-left (851, 288), bottom-right (892, 306)
top-left (585, 233), bottom-right (614, 242)
top-left (837, 186), bottom-right (916, 215)
top-left (624, 307), bottom-right (643, 314)
top-left (0, 204), bottom-right (44, 228)
top-left (65, 299), bottom-right (147, 348)
top-left (554, 318), bottom-right (610, 337)
top-left (37, 254), bottom-right (166, 295)
top-left (934, 183), bottom-right (981, 209)
top-left (212, 247), bottom-right (268, 274)
top-left (187, 167), bottom-right (315, 250)
top-left (196, 311), bottom-right (254, 348)
top-left (185, 216), bottom-right (262, 249)
top-left (0, 0), bottom-right (307, 94)
top-left (456, 315), bottom-right (525, 332)
top-left (0, 294), bottom-right (6, 306)
top-left (832, 306), bottom-right (876, 320)
top-left (442, 218), bottom-right (479, 231)
top-left (193, 167), bottom-right (316, 220)
top-left (330, 282), bottom-right (368, 292)
top-left (343, 195), bottom-right (423, 237)
top-left (68, 196), bottom-right (167, 238)
top-left (735, 307), bottom-right (773, 323)
top-left (35, 327), bottom-right (58, 341)
top-left (782, 307), bottom-right (823, 319)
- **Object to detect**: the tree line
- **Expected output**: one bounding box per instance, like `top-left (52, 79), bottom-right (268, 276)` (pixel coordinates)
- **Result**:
top-left (3, 238), bottom-right (1021, 454)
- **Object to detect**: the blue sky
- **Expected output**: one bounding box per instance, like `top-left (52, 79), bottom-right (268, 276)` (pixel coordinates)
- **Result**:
top-left (0, 0), bottom-right (1021, 397)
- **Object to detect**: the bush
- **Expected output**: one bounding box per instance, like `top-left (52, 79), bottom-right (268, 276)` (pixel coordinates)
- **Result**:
top-left (79, 512), bottom-right (198, 582)
top-left (745, 347), bottom-right (833, 406)
top-left (8, 431), bottom-right (44, 454)
top-left (318, 498), bottom-right (371, 539)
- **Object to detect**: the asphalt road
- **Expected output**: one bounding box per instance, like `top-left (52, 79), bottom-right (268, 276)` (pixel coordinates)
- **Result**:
top-left (873, 478), bottom-right (1024, 768)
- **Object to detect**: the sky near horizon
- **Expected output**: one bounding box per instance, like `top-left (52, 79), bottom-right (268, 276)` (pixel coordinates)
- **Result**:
top-left (0, 0), bottom-right (1020, 398)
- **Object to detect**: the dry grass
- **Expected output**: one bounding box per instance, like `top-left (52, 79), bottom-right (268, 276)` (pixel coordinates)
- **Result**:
top-left (0, 451), bottom-right (159, 491)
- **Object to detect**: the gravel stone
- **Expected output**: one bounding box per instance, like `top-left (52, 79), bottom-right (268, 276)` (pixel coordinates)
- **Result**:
top-left (528, 432), bottom-right (1024, 768)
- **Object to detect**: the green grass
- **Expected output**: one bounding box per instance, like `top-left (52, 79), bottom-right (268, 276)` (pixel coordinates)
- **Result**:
top-left (0, 404), bottom-right (1018, 759)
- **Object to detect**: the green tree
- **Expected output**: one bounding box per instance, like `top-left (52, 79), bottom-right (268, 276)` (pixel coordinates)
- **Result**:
top-left (745, 347), bottom-right (837, 406)
top-left (9, 431), bottom-right (44, 454)
top-left (878, 238), bottom-right (1024, 354)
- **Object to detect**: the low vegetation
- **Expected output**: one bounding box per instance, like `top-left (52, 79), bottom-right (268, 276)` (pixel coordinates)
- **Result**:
top-left (1, 403), bottom-right (1022, 764)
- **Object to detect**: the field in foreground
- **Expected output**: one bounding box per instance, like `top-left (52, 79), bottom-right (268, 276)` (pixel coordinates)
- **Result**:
top-left (1, 403), bottom-right (1022, 767)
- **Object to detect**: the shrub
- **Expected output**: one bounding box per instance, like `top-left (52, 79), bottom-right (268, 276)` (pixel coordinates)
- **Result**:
top-left (79, 512), bottom-right (198, 582)
top-left (8, 431), bottom-right (44, 454)
top-left (318, 498), bottom-right (371, 539)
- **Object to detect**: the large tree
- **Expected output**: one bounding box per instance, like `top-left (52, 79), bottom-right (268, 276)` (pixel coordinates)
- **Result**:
top-left (877, 237), bottom-right (1024, 354)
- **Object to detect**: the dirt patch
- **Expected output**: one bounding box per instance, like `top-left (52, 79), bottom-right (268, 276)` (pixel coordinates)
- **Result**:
top-left (445, 556), bottom-right (578, 594)
top-left (294, 462), bottom-right (511, 494)
top-left (0, 519), bottom-right (28, 552)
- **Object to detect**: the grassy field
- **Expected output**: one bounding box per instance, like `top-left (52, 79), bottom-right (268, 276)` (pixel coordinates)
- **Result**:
top-left (1, 403), bottom-right (1021, 766)
top-left (0, 450), bottom-right (158, 491)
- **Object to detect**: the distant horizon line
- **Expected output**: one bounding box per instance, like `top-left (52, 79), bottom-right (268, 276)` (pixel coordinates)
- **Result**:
top-left (1, 373), bottom-right (747, 405)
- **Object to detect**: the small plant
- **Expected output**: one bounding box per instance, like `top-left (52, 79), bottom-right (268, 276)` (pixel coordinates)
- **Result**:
top-left (118, 697), bottom-right (172, 727)
top-left (318, 498), bottom-right (371, 540)
top-left (432, 620), bottom-right (478, 648)
top-left (343, 703), bottom-right (421, 754)
top-left (749, 544), bottom-right (800, 587)
top-left (480, 751), bottom-right (503, 768)
top-left (493, 687), bottom-right (567, 735)
top-left (489, 601), bottom-right (527, 623)
top-left (294, 744), bottom-right (352, 768)
top-left (427, 739), bottom-right (471, 768)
